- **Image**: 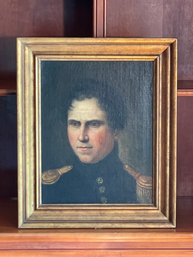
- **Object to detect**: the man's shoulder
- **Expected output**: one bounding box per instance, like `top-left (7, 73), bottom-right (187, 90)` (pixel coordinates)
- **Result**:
top-left (124, 163), bottom-right (152, 204)
top-left (42, 165), bottom-right (73, 185)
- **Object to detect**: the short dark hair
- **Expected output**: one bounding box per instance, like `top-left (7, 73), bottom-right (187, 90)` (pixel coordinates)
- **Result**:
top-left (64, 80), bottom-right (127, 131)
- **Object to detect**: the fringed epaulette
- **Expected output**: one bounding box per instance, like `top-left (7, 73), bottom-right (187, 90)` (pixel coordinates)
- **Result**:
top-left (42, 165), bottom-right (73, 185)
top-left (124, 164), bottom-right (152, 204)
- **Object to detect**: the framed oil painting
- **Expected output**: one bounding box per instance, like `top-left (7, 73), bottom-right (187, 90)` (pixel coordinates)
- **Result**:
top-left (17, 38), bottom-right (177, 228)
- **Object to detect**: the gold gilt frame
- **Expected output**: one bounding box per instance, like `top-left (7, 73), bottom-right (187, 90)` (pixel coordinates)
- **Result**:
top-left (17, 38), bottom-right (177, 228)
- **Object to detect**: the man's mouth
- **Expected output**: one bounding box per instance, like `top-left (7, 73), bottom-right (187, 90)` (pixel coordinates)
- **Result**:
top-left (77, 146), bottom-right (92, 152)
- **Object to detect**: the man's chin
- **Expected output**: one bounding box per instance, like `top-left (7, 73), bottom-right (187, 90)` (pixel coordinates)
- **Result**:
top-left (77, 155), bottom-right (99, 164)
top-left (79, 158), bottom-right (95, 164)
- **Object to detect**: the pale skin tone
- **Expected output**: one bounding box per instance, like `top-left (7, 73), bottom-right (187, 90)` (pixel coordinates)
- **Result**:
top-left (67, 98), bottom-right (118, 164)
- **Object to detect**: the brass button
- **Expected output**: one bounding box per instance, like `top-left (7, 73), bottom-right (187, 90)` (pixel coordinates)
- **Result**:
top-left (99, 186), bottom-right (105, 193)
top-left (96, 177), bottom-right (103, 184)
top-left (100, 196), bottom-right (107, 204)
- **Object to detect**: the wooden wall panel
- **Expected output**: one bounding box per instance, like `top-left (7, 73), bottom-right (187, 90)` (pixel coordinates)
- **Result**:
top-left (0, 0), bottom-right (93, 74)
top-left (64, 0), bottom-right (93, 37)
top-left (163, 0), bottom-right (193, 80)
top-left (0, 0), bottom-right (64, 74)
top-left (0, 0), bottom-right (64, 37)
top-left (0, 0), bottom-right (93, 37)
top-left (95, 0), bottom-right (193, 80)
top-left (177, 96), bottom-right (193, 196)
top-left (106, 0), bottom-right (163, 37)
top-left (0, 95), bottom-right (17, 197)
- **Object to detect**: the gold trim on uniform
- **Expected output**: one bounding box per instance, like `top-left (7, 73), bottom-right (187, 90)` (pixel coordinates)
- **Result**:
top-left (124, 164), bottom-right (153, 204)
top-left (42, 165), bottom-right (73, 185)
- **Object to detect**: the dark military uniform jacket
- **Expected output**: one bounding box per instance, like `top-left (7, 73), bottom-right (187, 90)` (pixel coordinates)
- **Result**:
top-left (42, 149), bottom-right (137, 204)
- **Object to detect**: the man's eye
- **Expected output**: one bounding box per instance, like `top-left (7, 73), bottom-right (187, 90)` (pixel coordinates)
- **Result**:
top-left (68, 120), bottom-right (80, 127)
top-left (88, 121), bottom-right (104, 128)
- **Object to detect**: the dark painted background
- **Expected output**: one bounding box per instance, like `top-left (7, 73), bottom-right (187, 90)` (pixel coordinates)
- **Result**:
top-left (41, 61), bottom-right (153, 177)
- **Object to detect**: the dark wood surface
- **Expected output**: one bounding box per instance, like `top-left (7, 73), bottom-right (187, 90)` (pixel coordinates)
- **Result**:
top-left (0, 0), bottom-right (64, 37)
top-left (0, 0), bottom-right (64, 74)
top-left (177, 96), bottom-right (193, 196)
top-left (178, 80), bottom-right (193, 90)
top-left (163, 0), bottom-right (193, 81)
top-left (0, 0), bottom-right (92, 75)
top-left (0, 93), bottom-right (17, 197)
top-left (94, 0), bottom-right (193, 81)
top-left (63, 0), bottom-right (93, 37)
top-left (106, 0), bottom-right (163, 37)
top-left (0, 74), bottom-right (16, 95)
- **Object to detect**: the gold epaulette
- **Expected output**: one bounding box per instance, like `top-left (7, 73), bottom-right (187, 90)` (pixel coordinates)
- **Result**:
top-left (124, 164), bottom-right (152, 204)
top-left (42, 165), bottom-right (73, 185)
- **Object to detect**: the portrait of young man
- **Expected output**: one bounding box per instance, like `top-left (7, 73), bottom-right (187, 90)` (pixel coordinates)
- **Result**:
top-left (41, 61), bottom-right (153, 205)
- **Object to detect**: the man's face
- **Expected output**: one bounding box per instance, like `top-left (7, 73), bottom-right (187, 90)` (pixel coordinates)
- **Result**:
top-left (67, 98), bottom-right (116, 164)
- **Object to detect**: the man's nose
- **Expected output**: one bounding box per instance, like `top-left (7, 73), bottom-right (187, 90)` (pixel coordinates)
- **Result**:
top-left (78, 125), bottom-right (89, 142)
